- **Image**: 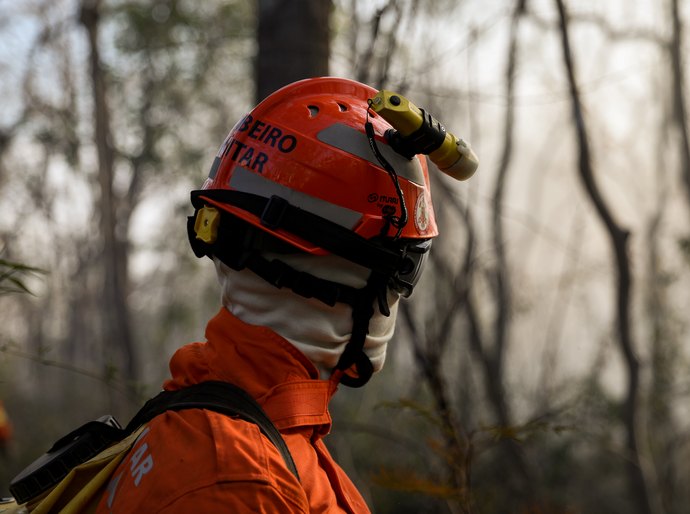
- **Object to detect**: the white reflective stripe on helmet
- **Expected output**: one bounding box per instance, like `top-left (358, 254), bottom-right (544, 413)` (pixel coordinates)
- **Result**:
top-left (316, 123), bottom-right (426, 186)
top-left (229, 166), bottom-right (362, 229)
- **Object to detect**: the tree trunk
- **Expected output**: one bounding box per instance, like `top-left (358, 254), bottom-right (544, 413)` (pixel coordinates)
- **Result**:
top-left (255, 0), bottom-right (332, 103)
top-left (669, 0), bottom-right (690, 216)
top-left (80, 0), bottom-right (138, 394)
top-left (487, 0), bottom-right (540, 506)
top-left (553, 2), bottom-right (658, 513)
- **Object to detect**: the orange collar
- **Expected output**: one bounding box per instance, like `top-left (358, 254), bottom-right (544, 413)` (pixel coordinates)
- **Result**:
top-left (164, 307), bottom-right (339, 437)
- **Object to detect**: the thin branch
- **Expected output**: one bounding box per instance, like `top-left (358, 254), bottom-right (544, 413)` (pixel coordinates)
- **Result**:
top-left (553, 2), bottom-right (659, 513)
top-left (0, 344), bottom-right (139, 402)
top-left (528, 10), bottom-right (666, 46)
top-left (400, 302), bottom-right (475, 514)
top-left (355, 0), bottom-right (396, 85)
top-left (669, 0), bottom-right (690, 220)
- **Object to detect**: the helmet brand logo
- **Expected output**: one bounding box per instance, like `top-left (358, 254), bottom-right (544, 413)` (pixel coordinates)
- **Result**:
top-left (368, 192), bottom-right (402, 220)
top-left (367, 193), bottom-right (398, 205)
top-left (367, 192), bottom-right (399, 216)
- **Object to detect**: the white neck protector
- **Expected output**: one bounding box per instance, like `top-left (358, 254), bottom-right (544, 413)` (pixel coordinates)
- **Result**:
top-left (214, 253), bottom-right (399, 378)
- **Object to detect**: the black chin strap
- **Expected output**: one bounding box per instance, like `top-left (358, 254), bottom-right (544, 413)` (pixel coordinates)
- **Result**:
top-left (333, 271), bottom-right (388, 387)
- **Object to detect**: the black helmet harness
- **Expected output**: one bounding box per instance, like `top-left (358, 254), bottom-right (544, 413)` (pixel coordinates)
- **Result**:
top-left (188, 109), bottom-right (432, 387)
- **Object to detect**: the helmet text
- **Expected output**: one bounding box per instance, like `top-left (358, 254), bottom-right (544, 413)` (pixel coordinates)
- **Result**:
top-left (237, 115), bottom-right (298, 153)
top-left (220, 138), bottom-right (269, 173)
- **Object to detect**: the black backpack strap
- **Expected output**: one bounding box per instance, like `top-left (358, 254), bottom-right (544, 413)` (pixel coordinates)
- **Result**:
top-left (10, 381), bottom-right (299, 504)
top-left (126, 381), bottom-right (300, 482)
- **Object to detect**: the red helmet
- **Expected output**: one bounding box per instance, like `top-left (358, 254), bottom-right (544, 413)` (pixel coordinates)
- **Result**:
top-left (189, 77), bottom-right (439, 299)
top-left (198, 77), bottom-right (437, 249)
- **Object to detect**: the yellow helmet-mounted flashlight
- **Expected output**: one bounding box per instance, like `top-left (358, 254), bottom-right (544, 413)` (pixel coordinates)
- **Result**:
top-left (369, 90), bottom-right (479, 181)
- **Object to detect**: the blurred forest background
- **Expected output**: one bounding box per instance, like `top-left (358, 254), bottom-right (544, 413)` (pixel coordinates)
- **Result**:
top-left (1, 0), bottom-right (689, 513)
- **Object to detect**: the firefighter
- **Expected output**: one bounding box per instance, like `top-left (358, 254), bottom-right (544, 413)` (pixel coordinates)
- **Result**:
top-left (95, 77), bottom-right (476, 513)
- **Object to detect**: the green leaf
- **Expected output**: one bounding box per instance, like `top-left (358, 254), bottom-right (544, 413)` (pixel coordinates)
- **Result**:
top-left (0, 258), bottom-right (47, 296)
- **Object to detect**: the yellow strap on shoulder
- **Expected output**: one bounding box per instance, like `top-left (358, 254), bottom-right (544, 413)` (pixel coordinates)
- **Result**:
top-left (0, 498), bottom-right (26, 514)
top-left (9, 425), bottom-right (147, 514)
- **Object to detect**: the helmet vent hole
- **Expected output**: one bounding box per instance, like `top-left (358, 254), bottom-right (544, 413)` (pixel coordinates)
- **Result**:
top-left (337, 102), bottom-right (348, 112)
top-left (308, 105), bottom-right (319, 117)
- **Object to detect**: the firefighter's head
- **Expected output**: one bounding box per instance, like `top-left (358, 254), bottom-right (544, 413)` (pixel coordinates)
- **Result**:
top-left (188, 77), bottom-right (440, 386)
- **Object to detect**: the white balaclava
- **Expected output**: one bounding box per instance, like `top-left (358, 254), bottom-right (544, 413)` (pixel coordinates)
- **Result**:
top-left (214, 253), bottom-right (400, 378)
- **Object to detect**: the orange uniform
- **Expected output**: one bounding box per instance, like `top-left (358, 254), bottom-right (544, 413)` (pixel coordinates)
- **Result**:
top-left (95, 307), bottom-right (370, 513)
